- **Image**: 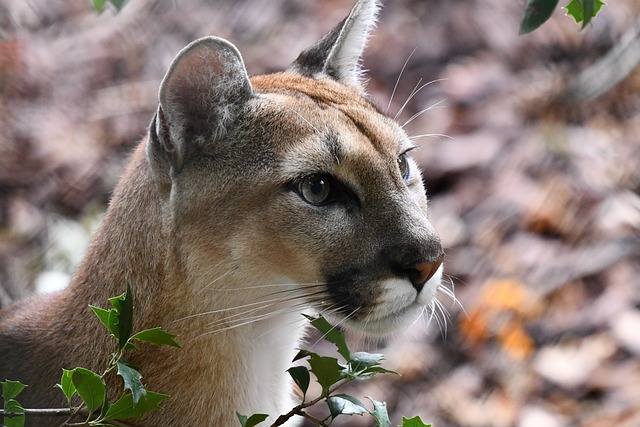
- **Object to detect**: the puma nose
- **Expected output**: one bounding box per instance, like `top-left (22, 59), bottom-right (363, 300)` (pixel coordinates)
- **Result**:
top-left (404, 256), bottom-right (444, 292)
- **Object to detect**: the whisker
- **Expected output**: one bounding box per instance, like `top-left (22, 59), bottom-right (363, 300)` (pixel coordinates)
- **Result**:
top-left (310, 306), bottom-right (360, 349)
top-left (438, 276), bottom-right (465, 314)
top-left (385, 47), bottom-right (417, 114)
top-left (284, 106), bottom-right (320, 133)
top-left (196, 269), bottom-right (233, 294)
top-left (394, 78), bottom-right (446, 121)
top-left (408, 305), bottom-right (427, 329)
top-left (402, 98), bottom-right (447, 128)
top-left (394, 77), bottom-right (422, 121)
top-left (197, 296), bottom-right (331, 338)
top-left (430, 301), bottom-right (446, 340)
top-left (255, 312), bottom-right (311, 340)
top-left (211, 283), bottom-right (325, 298)
top-left (434, 298), bottom-right (450, 340)
top-left (203, 291), bottom-right (328, 330)
top-left (173, 282), bottom-right (330, 325)
top-left (409, 133), bottom-right (453, 141)
top-left (169, 295), bottom-right (299, 325)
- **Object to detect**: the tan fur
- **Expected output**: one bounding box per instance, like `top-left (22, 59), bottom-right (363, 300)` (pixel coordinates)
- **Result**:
top-left (0, 1), bottom-right (443, 425)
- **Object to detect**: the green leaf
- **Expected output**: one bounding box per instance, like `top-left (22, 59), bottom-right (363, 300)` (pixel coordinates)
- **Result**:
top-left (350, 352), bottom-right (384, 371)
top-left (1, 380), bottom-right (27, 401)
top-left (327, 394), bottom-right (369, 418)
top-left (366, 397), bottom-right (390, 427)
top-left (359, 365), bottom-right (399, 378)
top-left (520, 0), bottom-right (560, 34)
top-left (304, 314), bottom-right (350, 362)
top-left (116, 362), bottom-right (146, 406)
top-left (129, 327), bottom-right (181, 348)
top-left (292, 349), bottom-right (314, 362)
top-left (308, 354), bottom-right (344, 393)
top-left (287, 366), bottom-right (310, 398)
top-left (109, 282), bottom-right (134, 351)
top-left (100, 391), bottom-right (169, 421)
top-left (3, 399), bottom-right (24, 413)
top-left (235, 412), bottom-right (269, 427)
top-left (1, 381), bottom-right (26, 427)
top-left (565, 0), bottom-right (605, 29)
top-left (400, 415), bottom-right (432, 427)
top-left (92, 0), bottom-right (108, 13)
top-left (56, 369), bottom-right (77, 404)
top-left (92, 0), bottom-right (127, 14)
top-left (71, 368), bottom-right (106, 414)
top-left (97, 388), bottom-right (111, 424)
top-left (2, 399), bottom-right (25, 427)
top-left (108, 0), bottom-right (128, 11)
top-left (90, 306), bottom-right (117, 337)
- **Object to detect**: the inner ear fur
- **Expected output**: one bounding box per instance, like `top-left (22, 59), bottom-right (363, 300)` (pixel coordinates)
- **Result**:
top-left (151, 36), bottom-right (253, 175)
top-left (289, 0), bottom-right (380, 92)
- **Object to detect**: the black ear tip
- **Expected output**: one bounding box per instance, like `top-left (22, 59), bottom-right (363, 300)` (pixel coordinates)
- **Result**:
top-left (290, 17), bottom-right (346, 79)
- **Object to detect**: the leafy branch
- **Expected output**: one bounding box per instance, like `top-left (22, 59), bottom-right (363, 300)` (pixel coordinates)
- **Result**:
top-left (520, 0), bottom-right (607, 35)
top-left (0, 282), bottom-right (180, 427)
top-left (237, 315), bottom-right (431, 427)
top-left (2, 288), bottom-right (429, 426)
top-left (91, 0), bottom-right (127, 14)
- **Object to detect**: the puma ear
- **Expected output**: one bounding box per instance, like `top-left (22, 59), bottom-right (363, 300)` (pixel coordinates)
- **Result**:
top-left (289, 0), bottom-right (380, 92)
top-left (150, 36), bottom-right (252, 175)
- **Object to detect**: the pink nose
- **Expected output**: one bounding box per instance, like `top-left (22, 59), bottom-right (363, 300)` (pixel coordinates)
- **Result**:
top-left (406, 257), bottom-right (444, 292)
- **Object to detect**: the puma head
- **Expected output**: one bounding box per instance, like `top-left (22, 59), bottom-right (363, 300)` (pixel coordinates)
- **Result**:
top-left (148, 0), bottom-right (444, 335)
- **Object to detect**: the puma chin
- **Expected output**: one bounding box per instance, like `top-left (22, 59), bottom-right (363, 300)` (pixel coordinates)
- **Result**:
top-left (0, 0), bottom-right (444, 425)
top-left (335, 271), bottom-right (445, 335)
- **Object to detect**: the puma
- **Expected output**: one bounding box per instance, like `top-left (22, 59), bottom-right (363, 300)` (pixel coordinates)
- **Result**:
top-left (0, 0), bottom-right (444, 425)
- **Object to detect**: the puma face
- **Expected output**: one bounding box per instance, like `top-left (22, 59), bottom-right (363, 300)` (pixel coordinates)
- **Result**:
top-left (233, 75), bottom-right (444, 335)
top-left (150, 0), bottom-right (444, 337)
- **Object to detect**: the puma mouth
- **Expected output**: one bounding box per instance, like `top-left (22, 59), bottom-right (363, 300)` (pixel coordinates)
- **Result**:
top-left (320, 264), bottom-right (444, 336)
top-left (331, 302), bottom-right (423, 336)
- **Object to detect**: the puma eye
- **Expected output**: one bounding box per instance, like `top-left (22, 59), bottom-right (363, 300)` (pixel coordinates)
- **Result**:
top-left (299, 174), bottom-right (333, 205)
top-left (397, 153), bottom-right (410, 181)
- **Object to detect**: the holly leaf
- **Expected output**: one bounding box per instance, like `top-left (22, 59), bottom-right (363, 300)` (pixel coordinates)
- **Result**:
top-left (519, 0), bottom-right (560, 35)
top-left (2, 399), bottom-right (25, 427)
top-left (308, 354), bottom-right (344, 393)
top-left (108, 0), bottom-right (127, 11)
top-left (108, 282), bottom-right (134, 351)
top-left (287, 366), bottom-right (310, 398)
top-left (327, 394), bottom-right (369, 418)
top-left (98, 389), bottom-right (111, 424)
top-left (71, 368), bottom-right (106, 414)
top-left (360, 365), bottom-right (399, 378)
top-left (1, 380), bottom-right (27, 401)
top-left (366, 396), bottom-right (390, 427)
top-left (303, 314), bottom-right (350, 362)
top-left (129, 327), bottom-right (181, 348)
top-left (56, 369), bottom-right (77, 404)
top-left (400, 415), bottom-right (432, 427)
top-left (116, 362), bottom-right (146, 406)
top-left (235, 412), bottom-right (269, 427)
top-left (91, 0), bottom-right (108, 13)
top-left (92, 0), bottom-right (127, 13)
top-left (292, 349), bottom-right (315, 362)
top-left (100, 391), bottom-right (169, 421)
top-left (565, 0), bottom-right (606, 29)
top-left (350, 352), bottom-right (384, 371)
top-left (90, 305), bottom-right (118, 338)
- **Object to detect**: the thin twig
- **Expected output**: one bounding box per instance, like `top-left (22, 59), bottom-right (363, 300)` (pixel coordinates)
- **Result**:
top-left (269, 377), bottom-right (355, 426)
top-left (0, 408), bottom-right (73, 417)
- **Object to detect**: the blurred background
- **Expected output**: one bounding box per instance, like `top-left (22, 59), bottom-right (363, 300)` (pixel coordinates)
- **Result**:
top-left (1, 0), bottom-right (640, 426)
